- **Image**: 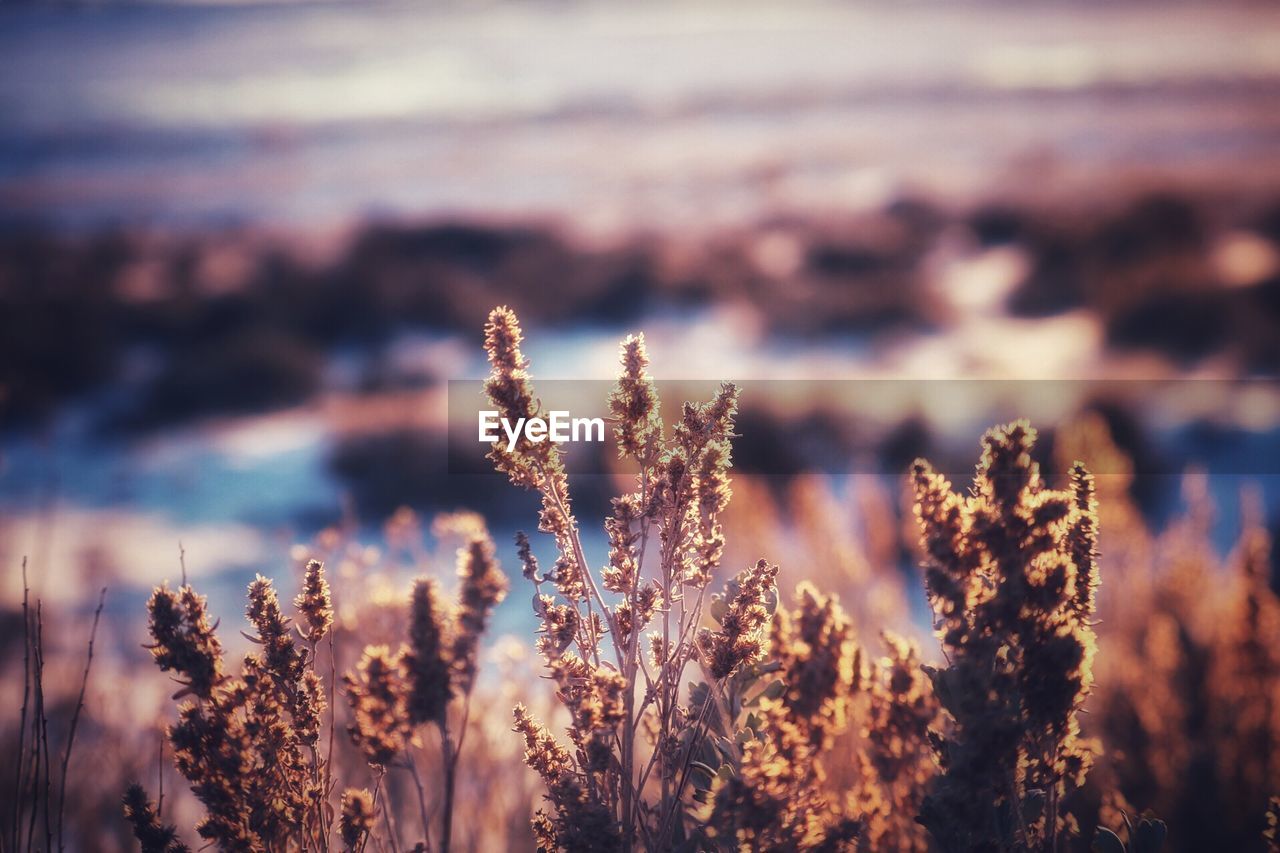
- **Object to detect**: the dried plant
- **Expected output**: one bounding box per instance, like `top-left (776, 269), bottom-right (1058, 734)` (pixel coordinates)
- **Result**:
top-left (848, 631), bottom-right (939, 852)
top-left (341, 521), bottom-right (508, 852)
top-left (912, 420), bottom-right (1100, 852)
top-left (7, 306), bottom-right (1275, 853)
top-left (123, 784), bottom-right (190, 853)
top-left (1066, 417), bottom-right (1280, 851)
top-left (5, 562), bottom-right (108, 853)
top-left (481, 308), bottom-right (914, 852)
top-left (1211, 508), bottom-right (1280, 837)
top-left (482, 307), bottom-right (821, 850)
top-left (697, 581), bottom-right (863, 851)
top-left (143, 575), bottom-right (328, 850)
top-left (339, 788), bottom-right (375, 850)
top-left (132, 510), bottom-right (513, 853)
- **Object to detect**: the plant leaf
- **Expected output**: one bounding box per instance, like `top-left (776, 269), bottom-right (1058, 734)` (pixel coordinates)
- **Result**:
top-left (1093, 827), bottom-right (1127, 853)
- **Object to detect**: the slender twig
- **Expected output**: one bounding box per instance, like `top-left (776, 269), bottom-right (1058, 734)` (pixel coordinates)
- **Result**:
top-left (620, 458), bottom-right (652, 849)
top-left (12, 560), bottom-right (31, 853)
top-left (324, 631), bottom-right (338, 850)
top-left (380, 779), bottom-right (401, 853)
top-left (57, 587), bottom-right (106, 851)
top-left (634, 587), bottom-right (706, 805)
top-left (440, 722), bottom-right (456, 853)
top-left (657, 678), bottom-right (718, 849)
top-left (657, 513), bottom-right (679, 817)
top-left (24, 647), bottom-right (43, 853)
top-left (358, 771), bottom-right (385, 853)
top-left (1047, 772), bottom-right (1060, 852)
top-left (452, 692), bottom-right (474, 760)
top-left (303, 636), bottom-right (329, 853)
top-left (535, 460), bottom-right (621, 669)
top-left (36, 602), bottom-right (54, 853)
top-left (157, 729), bottom-right (165, 814)
top-left (405, 754), bottom-right (432, 850)
top-left (1009, 768), bottom-right (1031, 851)
top-left (23, 710), bottom-right (40, 853)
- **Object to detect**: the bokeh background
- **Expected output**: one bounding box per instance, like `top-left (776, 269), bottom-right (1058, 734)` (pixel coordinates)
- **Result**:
top-left (2, 1), bottom-right (1280, 849)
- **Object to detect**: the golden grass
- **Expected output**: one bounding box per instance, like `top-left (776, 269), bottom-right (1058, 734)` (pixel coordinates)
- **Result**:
top-left (3, 306), bottom-right (1279, 853)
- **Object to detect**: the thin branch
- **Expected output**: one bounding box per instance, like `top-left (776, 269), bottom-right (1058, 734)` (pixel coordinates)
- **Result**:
top-left (324, 631), bottom-right (338, 850)
top-left (157, 728), bottom-right (165, 814)
top-left (57, 587), bottom-right (106, 852)
top-left (380, 779), bottom-right (401, 853)
top-left (535, 460), bottom-right (622, 670)
top-left (11, 559), bottom-right (31, 853)
top-left (657, 677), bottom-right (717, 849)
top-left (36, 602), bottom-right (54, 853)
top-left (358, 770), bottom-right (385, 853)
top-left (440, 721), bottom-right (456, 853)
top-left (405, 754), bottom-right (432, 851)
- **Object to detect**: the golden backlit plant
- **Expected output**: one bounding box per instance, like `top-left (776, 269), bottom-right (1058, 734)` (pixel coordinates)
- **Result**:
top-left (911, 420), bottom-right (1100, 852)
top-left (342, 521), bottom-right (507, 852)
top-left (142, 567), bottom-right (331, 850)
top-left (137, 527), bottom-right (507, 853)
top-left (86, 308), bottom-right (1280, 853)
top-left (482, 306), bottom-right (797, 850)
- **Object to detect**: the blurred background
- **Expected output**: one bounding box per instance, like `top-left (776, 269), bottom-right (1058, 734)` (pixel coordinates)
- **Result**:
top-left (4, 0), bottom-right (1280, 606)
top-left (2, 1), bottom-right (1280, 848)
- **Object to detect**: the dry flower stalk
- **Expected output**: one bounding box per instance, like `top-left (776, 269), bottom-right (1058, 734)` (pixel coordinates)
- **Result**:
top-left (123, 783), bottom-right (190, 853)
top-left (483, 307), bottom-right (789, 851)
top-left (484, 308), bottom-right (897, 852)
top-left (144, 574), bottom-right (330, 850)
top-left (341, 519), bottom-right (508, 852)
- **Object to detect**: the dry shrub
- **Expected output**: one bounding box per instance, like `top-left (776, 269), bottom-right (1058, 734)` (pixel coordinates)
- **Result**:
top-left (137, 523), bottom-right (507, 852)
top-left (1060, 416), bottom-right (1280, 852)
top-left (8, 304), bottom-right (1280, 853)
top-left (912, 421), bottom-right (1100, 851)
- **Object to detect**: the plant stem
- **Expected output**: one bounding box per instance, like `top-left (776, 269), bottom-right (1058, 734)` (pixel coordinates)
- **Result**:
top-left (12, 560), bottom-right (30, 853)
top-left (406, 755), bottom-right (432, 850)
top-left (36, 602), bottom-right (54, 853)
top-left (440, 721), bottom-right (456, 853)
top-left (56, 587), bottom-right (106, 852)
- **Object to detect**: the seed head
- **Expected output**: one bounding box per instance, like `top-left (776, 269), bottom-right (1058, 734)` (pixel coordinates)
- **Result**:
top-left (294, 559), bottom-right (333, 641)
top-left (609, 333), bottom-right (662, 460)
top-left (146, 584), bottom-right (224, 699)
top-left (771, 582), bottom-right (858, 745)
top-left (451, 533), bottom-right (508, 695)
top-left (340, 788), bottom-right (376, 849)
top-left (123, 783), bottom-right (190, 853)
top-left (343, 644), bottom-right (409, 766)
top-left (912, 421), bottom-right (1100, 851)
top-left (246, 575), bottom-right (304, 686)
top-left (700, 559), bottom-right (779, 679)
top-left (404, 577), bottom-right (453, 725)
top-left (515, 530), bottom-right (543, 583)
